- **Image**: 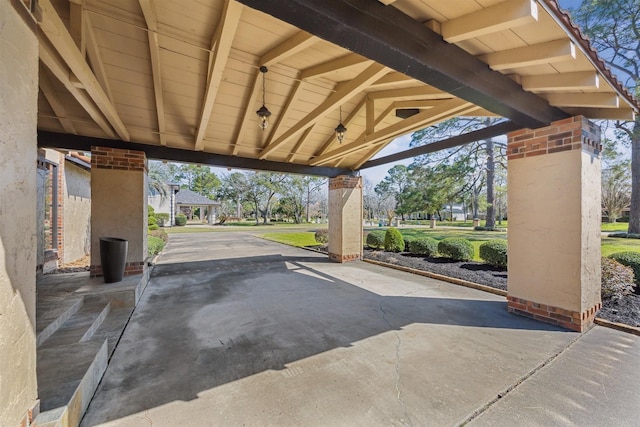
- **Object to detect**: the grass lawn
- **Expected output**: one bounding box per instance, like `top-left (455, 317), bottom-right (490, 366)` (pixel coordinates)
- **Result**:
top-left (260, 232), bottom-right (320, 248)
top-left (601, 222), bottom-right (630, 232)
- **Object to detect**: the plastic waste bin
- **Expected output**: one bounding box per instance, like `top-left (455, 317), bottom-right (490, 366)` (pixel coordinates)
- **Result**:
top-left (99, 237), bottom-right (128, 283)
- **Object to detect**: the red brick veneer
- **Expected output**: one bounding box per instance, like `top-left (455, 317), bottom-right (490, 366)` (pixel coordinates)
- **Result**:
top-left (90, 261), bottom-right (146, 278)
top-left (508, 296), bottom-right (601, 332)
top-left (329, 175), bottom-right (362, 190)
top-left (328, 253), bottom-right (361, 263)
top-left (91, 146), bottom-right (147, 171)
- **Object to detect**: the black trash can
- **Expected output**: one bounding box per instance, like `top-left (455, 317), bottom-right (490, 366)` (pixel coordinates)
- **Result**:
top-left (99, 237), bottom-right (128, 283)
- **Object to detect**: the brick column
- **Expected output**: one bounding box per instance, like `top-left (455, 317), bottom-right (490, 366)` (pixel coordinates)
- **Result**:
top-left (90, 147), bottom-right (148, 278)
top-left (328, 175), bottom-right (363, 263)
top-left (507, 116), bottom-right (602, 332)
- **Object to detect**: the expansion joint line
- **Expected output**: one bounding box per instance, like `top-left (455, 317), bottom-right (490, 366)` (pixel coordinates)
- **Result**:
top-left (379, 302), bottom-right (413, 427)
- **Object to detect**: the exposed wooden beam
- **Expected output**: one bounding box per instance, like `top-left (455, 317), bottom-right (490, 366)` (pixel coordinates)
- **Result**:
top-left (300, 53), bottom-right (369, 80)
top-left (38, 0), bottom-right (129, 140)
top-left (259, 62), bottom-right (388, 159)
top-left (68, 0), bottom-right (86, 55)
top-left (370, 72), bottom-right (413, 88)
top-left (521, 71), bottom-right (600, 92)
top-left (367, 86), bottom-right (453, 100)
top-left (441, 0), bottom-right (538, 43)
top-left (480, 39), bottom-right (576, 71)
top-left (39, 66), bottom-right (77, 134)
top-left (315, 95), bottom-right (368, 156)
top-left (562, 107), bottom-right (635, 121)
top-left (38, 131), bottom-right (354, 177)
top-left (544, 93), bottom-right (619, 108)
top-left (235, 0), bottom-right (568, 128)
top-left (261, 31), bottom-right (316, 67)
top-left (265, 78), bottom-right (305, 144)
top-left (84, 13), bottom-right (115, 104)
top-left (195, 0), bottom-right (243, 151)
top-left (366, 98), bottom-right (375, 134)
top-left (232, 31), bottom-right (318, 156)
top-left (139, 0), bottom-right (167, 146)
top-left (360, 121), bottom-right (523, 169)
top-left (287, 125), bottom-right (315, 162)
top-left (39, 39), bottom-right (116, 138)
top-left (351, 140), bottom-right (393, 170)
top-left (310, 99), bottom-right (474, 165)
top-left (393, 100), bottom-right (441, 109)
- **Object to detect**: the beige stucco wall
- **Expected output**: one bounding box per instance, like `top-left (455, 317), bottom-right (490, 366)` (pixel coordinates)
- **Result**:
top-left (64, 161), bottom-right (91, 263)
top-left (508, 148), bottom-right (601, 312)
top-left (328, 181), bottom-right (363, 260)
top-left (0, 1), bottom-right (39, 425)
top-left (148, 194), bottom-right (172, 215)
top-left (91, 168), bottom-right (148, 268)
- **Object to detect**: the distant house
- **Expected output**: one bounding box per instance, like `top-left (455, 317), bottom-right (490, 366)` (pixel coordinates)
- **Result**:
top-left (442, 204), bottom-right (467, 221)
top-left (149, 186), bottom-right (220, 225)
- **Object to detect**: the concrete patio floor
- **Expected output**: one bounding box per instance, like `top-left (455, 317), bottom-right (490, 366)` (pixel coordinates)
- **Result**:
top-left (81, 232), bottom-right (640, 426)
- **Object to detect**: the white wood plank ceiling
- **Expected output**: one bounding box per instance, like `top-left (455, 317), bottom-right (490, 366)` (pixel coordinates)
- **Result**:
top-left (36, 0), bottom-right (638, 170)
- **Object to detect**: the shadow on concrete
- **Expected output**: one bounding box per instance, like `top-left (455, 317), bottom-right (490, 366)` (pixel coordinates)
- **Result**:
top-left (82, 253), bottom-right (565, 425)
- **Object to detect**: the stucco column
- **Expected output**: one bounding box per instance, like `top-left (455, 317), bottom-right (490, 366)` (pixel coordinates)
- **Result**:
top-left (0, 2), bottom-right (39, 426)
top-left (328, 175), bottom-right (363, 263)
top-left (90, 147), bottom-right (148, 277)
top-left (507, 116), bottom-right (602, 332)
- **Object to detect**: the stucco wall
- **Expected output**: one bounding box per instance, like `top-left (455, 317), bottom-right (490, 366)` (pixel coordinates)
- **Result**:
top-left (508, 148), bottom-right (601, 312)
top-left (91, 168), bottom-right (148, 268)
top-left (64, 161), bottom-right (91, 263)
top-left (148, 193), bottom-right (172, 215)
top-left (328, 177), bottom-right (363, 262)
top-left (0, 1), bottom-right (39, 425)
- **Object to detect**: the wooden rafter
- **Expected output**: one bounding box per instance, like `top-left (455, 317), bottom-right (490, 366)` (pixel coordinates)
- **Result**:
top-left (139, 0), bottom-right (167, 146)
top-left (370, 72), bottom-right (413, 88)
top-left (315, 95), bottom-right (368, 156)
top-left (39, 66), bottom-right (77, 134)
top-left (310, 98), bottom-right (474, 166)
top-left (287, 126), bottom-right (316, 162)
top-left (544, 93), bottom-right (619, 108)
top-left (367, 86), bottom-right (453, 100)
top-left (441, 0), bottom-right (538, 43)
top-left (264, 78), bottom-right (305, 145)
top-left (231, 31), bottom-right (317, 156)
top-left (300, 53), bottom-right (369, 80)
top-left (259, 62), bottom-right (388, 159)
top-left (38, 0), bottom-right (129, 140)
top-left (521, 71), bottom-right (600, 92)
top-left (40, 40), bottom-right (116, 138)
top-left (563, 107), bottom-right (635, 121)
top-left (480, 39), bottom-right (576, 71)
top-left (84, 13), bottom-right (115, 105)
top-left (195, 0), bottom-right (243, 151)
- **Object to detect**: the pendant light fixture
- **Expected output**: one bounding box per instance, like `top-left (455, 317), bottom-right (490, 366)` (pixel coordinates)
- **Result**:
top-left (256, 66), bottom-right (271, 130)
top-left (335, 105), bottom-right (347, 143)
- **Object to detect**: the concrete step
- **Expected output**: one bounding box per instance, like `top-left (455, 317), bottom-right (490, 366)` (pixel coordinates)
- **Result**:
top-left (36, 297), bottom-right (84, 347)
top-left (39, 297), bottom-right (111, 349)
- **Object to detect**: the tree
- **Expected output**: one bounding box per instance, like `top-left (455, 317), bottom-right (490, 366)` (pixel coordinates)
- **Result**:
top-left (245, 172), bottom-right (286, 224)
top-left (374, 165), bottom-right (411, 219)
top-left (217, 172), bottom-right (249, 221)
top-left (176, 164), bottom-right (221, 199)
top-left (148, 161), bottom-right (170, 199)
top-left (602, 160), bottom-right (632, 222)
top-left (571, 0), bottom-right (640, 233)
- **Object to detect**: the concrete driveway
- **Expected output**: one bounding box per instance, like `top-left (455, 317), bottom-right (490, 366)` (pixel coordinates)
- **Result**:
top-left (81, 232), bottom-right (640, 426)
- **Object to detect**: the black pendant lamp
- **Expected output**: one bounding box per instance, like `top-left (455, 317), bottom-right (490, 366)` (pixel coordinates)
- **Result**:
top-left (256, 66), bottom-right (271, 130)
top-left (335, 106), bottom-right (347, 143)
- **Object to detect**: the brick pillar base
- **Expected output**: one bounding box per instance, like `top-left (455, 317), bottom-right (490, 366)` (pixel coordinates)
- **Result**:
top-left (507, 297), bottom-right (601, 332)
top-left (328, 176), bottom-right (363, 263)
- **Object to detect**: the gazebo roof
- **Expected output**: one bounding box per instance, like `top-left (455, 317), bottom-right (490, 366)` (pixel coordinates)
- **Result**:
top-left (175, 188), bottom-right (220, 206)
top-left (35, 0), bottom-right (638, 176)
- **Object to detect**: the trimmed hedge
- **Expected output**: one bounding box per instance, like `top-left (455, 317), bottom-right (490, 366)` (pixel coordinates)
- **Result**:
top-left (150, 228), bottom-right (168, 243)
top-left (366, 230), bottom-right (385, 249)
top-left (148, 235), bottom-right (165, 256)
top-left (175, 214), bottom-right (187, 226)
top-left (384, 228), bottom-right (405, 252)
top-left (403, 235), bottom-right (416, 250)
top-left (314, 229), bottom-right (328, 244)
top-left (408, 237), bottom-right (438, 256)
top-left (156, 213), bottom-right (170, 227)
top-left (479, 239), bottom-right (508, 267)
top-left (148, 224), bottom-right (159, 231)
top-left (148, 216), bottom-right (157, 226)
top-left (601, 257), bottom-right (635, 299)
top-left (608, 251), bottom-right (640, 284)
top-left (438, 237), bottom-right (474, 261)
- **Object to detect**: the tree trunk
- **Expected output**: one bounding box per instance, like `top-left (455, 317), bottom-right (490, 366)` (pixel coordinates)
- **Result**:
top-left (485, 137), bottom-right (496, 229)
top-left (628, 119), bottom-right (640, 234)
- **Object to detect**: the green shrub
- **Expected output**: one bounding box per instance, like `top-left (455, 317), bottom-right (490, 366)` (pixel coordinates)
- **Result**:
top-left (403, 235), bottom-right (416, 250)
top-left (314, 229), bottom-right (328, 244)
top-left (601, 257), bottom-right (635, 299)
top-left (175, 214), bottom-right (187, 226)
top-left (384, 228), bottom-right (405, 252)
top-left (438, 237), bottom-right (474, 261)
top-left (156, 213), bottom-right (170, 227)
top-left (609, 251), bottom-right (640, 284)
top-left (408, 237), bottom-right (438, 256)
top-left (148, 205), bottom-right (155, 216)
top-left (148, 224), bottom-right (159, 231)
top-left (148, 216), bottom-right (157, 226)
top-left (148, 235), bottom-right (165, 256)
top-left (366, 230), bottom-right (385, 249)
top-left (479, 239), bottom-right (508, 267)
top-left (474, 226), bottom-right (507, 232)
top-left (150, 228), bottom-right (168, 243)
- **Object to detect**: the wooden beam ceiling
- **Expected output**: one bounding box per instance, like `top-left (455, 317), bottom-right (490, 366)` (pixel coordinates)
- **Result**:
top-left (39, 66), bottom-right (77, 134)
top-left (521, 71), bottom-right (600, 92)
top-left (38, 0), bottom-right (129, 140)
top-left (480, 39), bottom-right (576, 71)
top-left (234, 0), bottom-right (569, 129)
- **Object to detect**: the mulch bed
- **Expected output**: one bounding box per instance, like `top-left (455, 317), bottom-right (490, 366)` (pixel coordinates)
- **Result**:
top-left (362, 248), bottom-right (640, 328)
